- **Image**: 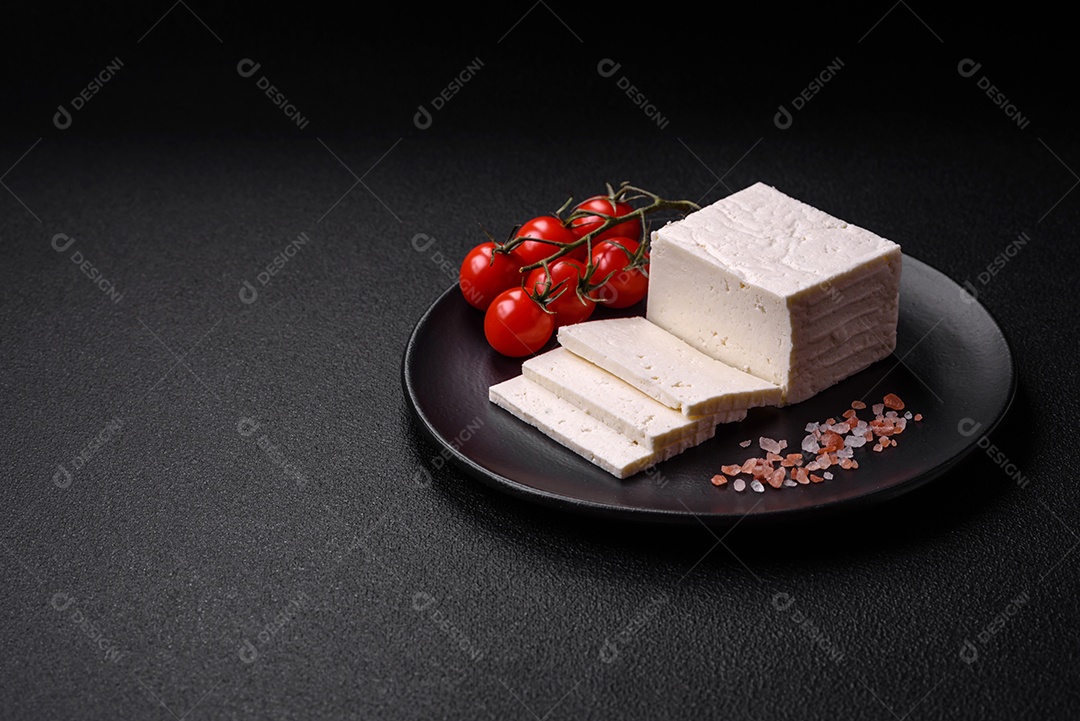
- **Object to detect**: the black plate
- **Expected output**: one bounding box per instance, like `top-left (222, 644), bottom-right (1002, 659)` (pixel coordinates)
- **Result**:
top-left (402, 255), bottom-right (1016, 525)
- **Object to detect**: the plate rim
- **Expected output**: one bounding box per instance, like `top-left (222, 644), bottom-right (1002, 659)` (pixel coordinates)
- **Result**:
top-left (402, 253), bottom-right (1019, 525)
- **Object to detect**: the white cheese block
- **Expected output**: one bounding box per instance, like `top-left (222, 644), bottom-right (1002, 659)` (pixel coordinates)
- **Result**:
top-left (557, 317), bottom-right (782, 417)
top-left (646, 182), bottom-right (902, 404)
top-left (489, 375), bottom-right (714, 479)
top-left (522, 347), bottom-right (745, 449)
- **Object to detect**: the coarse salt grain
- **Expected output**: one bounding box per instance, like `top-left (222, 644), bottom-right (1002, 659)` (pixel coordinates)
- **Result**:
top-left (883, 393), bottom-right (905, 410)
top-left (851, 400), bottom-right (866, 410)
top-left (914, 413), bottom-right (923, 421)
top-left (821, 431), bottom-right (844, 452)
top-left (739, 439), bottom-right (752, 448)
top-left (759, 437), bottom-right (782, 454)
top-left (733, 478), bottom-right (746, 492)
top-left (783, 478), bottom-right (797, 487)
top-left (904, 411), bottom-right (913, 420)
top-left (872, 404), bottom-right (884, 416)
top-left (711, 474), bottom-right (727, 486)
top-left (751, 479), bottom-right (765, 493)
top-left (845, 434), bottom-right (867, 448)
top-left (823, 472), bottom-right (833, 480)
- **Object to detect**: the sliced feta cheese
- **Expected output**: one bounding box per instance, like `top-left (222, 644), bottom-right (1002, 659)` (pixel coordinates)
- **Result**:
top-left (489, 375), bottom-right (714, 478)
top-left (557, 317), bottom-right (782, 417)
top-left (522, 347), bottom-right (746, 449)
top-left (646, 182), bottom-right (901, 404)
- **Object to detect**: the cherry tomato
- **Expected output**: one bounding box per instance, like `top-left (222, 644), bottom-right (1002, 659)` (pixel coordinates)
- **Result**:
top-left (513, 215), bottom-right (584, 264)
top-left (459, 242), bottom-right (524, 311)
top-left (591, 237), bottom-right (649, 308)
top-left (569, 196), bottom-right (642, 243)
top-left (525, 259), bottom-right (595, 327)
top-left (483, 287), bottom-right (555, 357)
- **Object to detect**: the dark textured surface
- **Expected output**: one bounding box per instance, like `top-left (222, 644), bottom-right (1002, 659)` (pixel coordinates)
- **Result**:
top-left (2, 5), bottom-right (1078, 720)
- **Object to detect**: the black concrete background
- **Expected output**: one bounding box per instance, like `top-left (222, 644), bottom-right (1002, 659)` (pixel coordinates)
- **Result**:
top-left (2, 4), bottom-right (1078, 720)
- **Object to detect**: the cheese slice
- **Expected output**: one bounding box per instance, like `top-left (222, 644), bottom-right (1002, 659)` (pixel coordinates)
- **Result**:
top-left (557, 317), bottom-right (782, 416)
top-left (489, 375), bottom-right (714, 478)
top-left (646, 182), bottom-right (901, 404)
top-left (522, 347), bottom-right (745, 449)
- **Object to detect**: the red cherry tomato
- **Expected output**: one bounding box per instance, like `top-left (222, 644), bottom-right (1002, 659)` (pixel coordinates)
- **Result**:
top-left (590, 237), bottom-right (649, 308)
top-left (483, 287), bottom-right (555, 357)
top-left (459, 242), bottom-right (524, 311)
top-left (513, 215), bottom-right (584, 264)
top-left (569, 196), bottom-right (642, 243)
top-left (525, 259), bottom-right (595, 327)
